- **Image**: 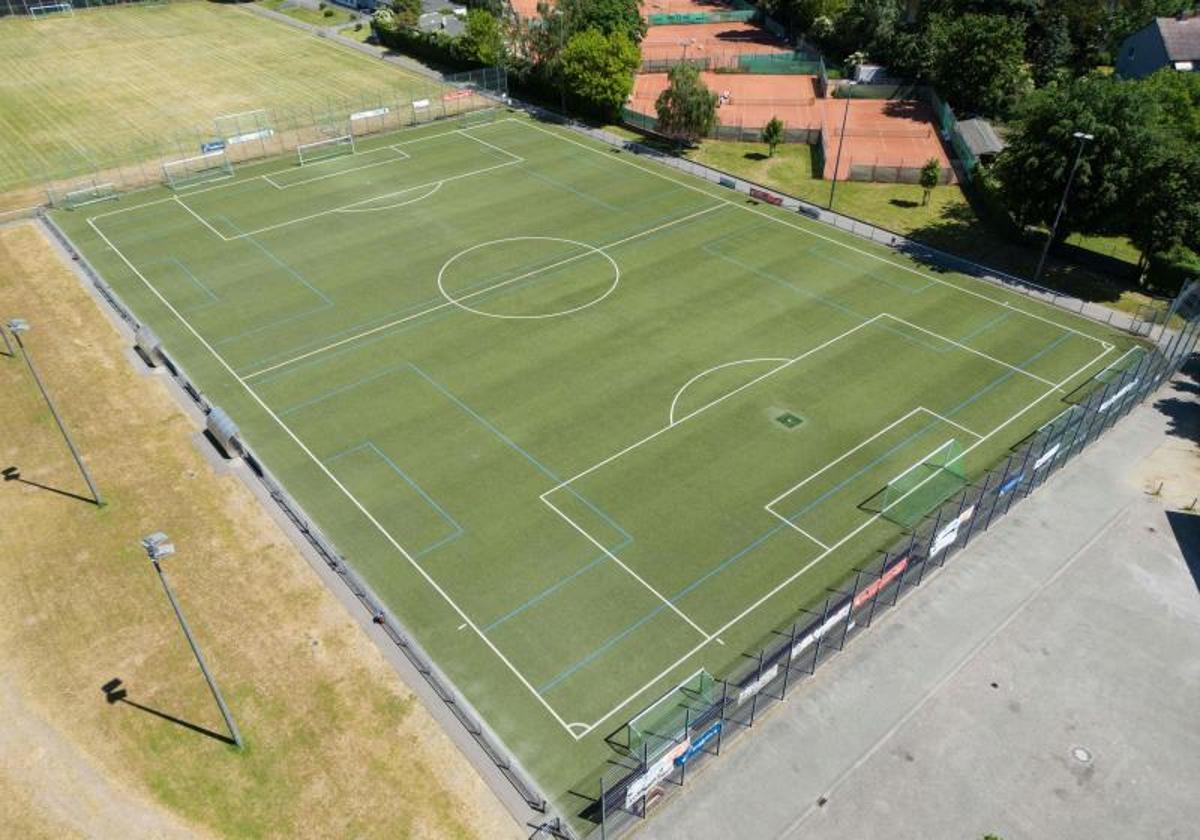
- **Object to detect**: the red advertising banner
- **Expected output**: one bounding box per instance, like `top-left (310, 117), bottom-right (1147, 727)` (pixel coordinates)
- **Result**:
top-left (749, 187), bottom-right (783, 206)
top-left (852, 556), bottom-right (909, 609)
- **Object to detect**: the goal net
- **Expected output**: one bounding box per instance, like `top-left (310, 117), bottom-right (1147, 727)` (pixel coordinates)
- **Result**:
top-left (461, 107), bottom-right (498, 128)
top-left (296, 134), bottom-right (355, 166)
top-left (29, 2), bottom-right (73, 17)
top-left (61, 181), bottom-right (117, 209)
top-left (880, 438), bottom-right (966, 528)
top-left (626, 669), bottom-right (717, 758)
top-left (162, 150), bottom-right (234, 190)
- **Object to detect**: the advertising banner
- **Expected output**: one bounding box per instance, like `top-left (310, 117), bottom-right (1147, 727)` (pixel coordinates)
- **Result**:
top-left (350, 107), bottom-right (390, 121)
top-left (853, 556), bottom-right (909, 609)
top-left (625, 739), bottom-right (690, 807)
top-left (791, 601), bottom-right (853, 661)
top-left (675, 722), bottom-right (722, 766)
top-left (1033, 444), bottom-right (1061, 471)
top-left (931, 505), bottom-right (975, 557)
top-left (736, 664), bottom-right (779, 706)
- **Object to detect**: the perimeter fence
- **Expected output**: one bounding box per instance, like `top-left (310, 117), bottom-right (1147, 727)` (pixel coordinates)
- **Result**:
top-left (622, 105), bottom-right (819, 143)
top-left (646, 0), bottom-right (756, 26)
top-left (576, 285), bottom-right (1200, 838)
top-left (39, 203), bottom-right (555, 826)
top-left (25, 68), bottom-right (506, 211)
top-left (0, 0), bottom-right (164, 15)
top-left (639, 48), bottom-right (819, 74)
top-left (510, 104), bottom-right (1196, 839)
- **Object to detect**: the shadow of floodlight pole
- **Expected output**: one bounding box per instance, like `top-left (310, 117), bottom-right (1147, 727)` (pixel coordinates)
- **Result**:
top-left (6, 319), bottom-right (103, 507)
top-left (141, 533), bottom-right (244, 750)
top-left (0, 323), bottom-right (13, 358)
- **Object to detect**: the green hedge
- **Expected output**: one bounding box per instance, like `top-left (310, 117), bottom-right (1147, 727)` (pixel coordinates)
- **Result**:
top-left (371, 22), bottom-right (481, 71)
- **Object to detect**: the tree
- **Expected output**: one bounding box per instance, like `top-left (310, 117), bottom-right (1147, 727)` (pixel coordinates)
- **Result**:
top-left (460, 8), bottom-right (505, 66)
top-left (995, 76), bottom-right (1161, 241)
top-left (390, 0), bottom-right (420, 29)
top-left (559, 29), bottom-right (640, 117)
top-left (1142, 68), bottom-right (1200, 143)
top-left (829, 0), bottom-right (903, 57)
top-left (1127, 146), bottom-right (1200, 280)
top-left (557, 0), bottom-right (646, 43)
top-left (655, 62), bottom-right (718, 145)
top-left (919, 157), bottom-right (941, 205)
top-left (1028, 8), bottom-right (1071, 87)
top-left (762, 117), bottom-right (785, 157)
top-left (927, 13), bottom-right (1029, 117)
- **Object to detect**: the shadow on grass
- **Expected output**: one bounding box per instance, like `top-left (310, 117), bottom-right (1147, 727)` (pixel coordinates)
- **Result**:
top-left (889, 198), bottom-right (919, 209)
top-left (101, 678), bottom-right (236, 747)
top-left (2, 465), bottom-right (94, 506)
top-left (744, 151), bottom-right (768, 161)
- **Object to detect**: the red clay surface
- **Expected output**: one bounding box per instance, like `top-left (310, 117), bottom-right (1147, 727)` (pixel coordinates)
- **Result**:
top-left (822, 99), bottom-right (953, 182)
top-left (641, 22), bottom-right (791, 66)
top-left (643, 0), bottom-right (743, 15)
top-left (509, 0), bottom-right (547, 20)
top-left (631, 72), bottom-right (821, 134)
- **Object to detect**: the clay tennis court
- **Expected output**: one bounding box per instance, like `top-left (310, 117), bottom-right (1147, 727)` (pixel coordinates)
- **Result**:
top-left (641, 22), bottom-right (791, 67)
top-left (509, 0), bottom-right (547, 19)
top-left (822, 98), bottom-right (954, 183)
top-left (643, 0), bottom-right (745, 14)
top-left (631, 71), bottom-right (821, 135)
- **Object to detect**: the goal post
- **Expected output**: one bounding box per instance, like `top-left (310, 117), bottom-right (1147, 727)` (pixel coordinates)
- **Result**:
top-left (61, 181), bottom-right (118, 209)
top-left (296, 134), bottom-right (355, 166)
top-left (625, 668), bottom-right (717, 758)
top-left (28, 2), bottom-right (73, 17)
top-left (162, 150), bottom-right (234, 190)
top-left (880, 438), bottom-right (966, 528)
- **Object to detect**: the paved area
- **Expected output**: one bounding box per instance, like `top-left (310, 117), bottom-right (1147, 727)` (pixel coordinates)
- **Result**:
top-left (647, 368), bottom-right (1200, 840)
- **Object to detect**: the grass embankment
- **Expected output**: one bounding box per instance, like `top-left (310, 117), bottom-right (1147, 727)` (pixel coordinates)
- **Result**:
top-left (259, 0), bottom-right (355, 27)
top-left (0, 222), bottom-right (520, 839)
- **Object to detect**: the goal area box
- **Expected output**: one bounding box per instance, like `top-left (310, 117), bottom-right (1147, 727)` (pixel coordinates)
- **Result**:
top-left (879, 438), bottom-right (966, 528)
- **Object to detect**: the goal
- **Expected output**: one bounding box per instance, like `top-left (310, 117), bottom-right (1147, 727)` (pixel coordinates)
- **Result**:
top-left (29, 2), bottom-right (73, 17)
top-left (625, 668), bottom-right (717, 758)
top-left (162, 150), bottom-right (234, 190)
top-left (880, 438), bottom-right (966, 528)
top-left (296, 134), bottom-right (355, 166)
top-left (61, 181), bottom-right (117, 209)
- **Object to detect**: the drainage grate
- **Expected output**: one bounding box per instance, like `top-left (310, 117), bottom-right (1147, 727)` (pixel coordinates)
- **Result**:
top-left (776, 412), bottom-right (804, 429)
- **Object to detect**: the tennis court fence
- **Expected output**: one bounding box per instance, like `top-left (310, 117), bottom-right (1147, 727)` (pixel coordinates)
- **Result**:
top-left (640, 48), bottom-right (819, 75)
top-left (621, 105), bottom-right (819, 144)
top-left (0, 0), bottom-right (163, 15)
top-left (33, 67), bottom-right (507, 210)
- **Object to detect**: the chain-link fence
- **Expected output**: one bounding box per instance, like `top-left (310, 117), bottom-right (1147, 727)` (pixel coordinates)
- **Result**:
top-left (577, 296), bottom-right (1200, 840)
top-left (0, 0), bottom-right (163, 16)
top-left (29, 68), bottom-right (506, 211)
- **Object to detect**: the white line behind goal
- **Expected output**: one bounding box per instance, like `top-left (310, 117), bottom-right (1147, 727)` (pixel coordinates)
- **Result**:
top-left (297, 134), bottom-right (356, 166)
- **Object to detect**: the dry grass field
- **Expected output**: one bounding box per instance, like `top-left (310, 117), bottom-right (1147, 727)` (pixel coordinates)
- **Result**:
top-left (0, 220), bottom-right (521, 839)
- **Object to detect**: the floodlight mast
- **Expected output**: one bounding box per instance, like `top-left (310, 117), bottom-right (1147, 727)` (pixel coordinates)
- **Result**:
top-left (5, 318), bottom-right (103, 506)
top-left (1033, 131), bottom-right (1095, 286)
top-left (141, 533), bottom-right (244, 749)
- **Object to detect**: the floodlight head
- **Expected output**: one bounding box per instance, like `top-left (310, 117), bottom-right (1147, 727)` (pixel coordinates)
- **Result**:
top-left (1073, 132), bottom-right (1095, 141)
top-left (141, 532), bottom-right (176, 560)
top-left (6, 318), bottom-right (29, 334)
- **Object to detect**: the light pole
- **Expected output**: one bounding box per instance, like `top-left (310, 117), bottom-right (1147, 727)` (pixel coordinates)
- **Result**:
top-left (827, 81), bottom-right (855, 210)
top-left (1, 321), bottom-right (13, 358)
top-left (7, 318), bottom-right (103, 506)
top-left (142, 533), bottom-right (244, 750)
top-left (1033, 131), bottom-right (1095, 286)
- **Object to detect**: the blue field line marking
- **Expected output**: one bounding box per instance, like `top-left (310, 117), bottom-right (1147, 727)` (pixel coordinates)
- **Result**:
top-left (540, 602), bottom-right (671, 693)
top-left (957, 311), bottom-right (1012, 345)
top-left (161, 257), bottom-right (220, 308)
top-left (241, 203), bottom-right (718, 377)
top-left (220, 215), bottom-right (332, 305)
top-left (520, 165), bottom-right (623, 213)
top-left (326, 440), bottom-right (464, 558)
top-left (541, 332), bottom-right (1077, 695)
top-left (481, 537), bottom-right (632, 634)
top-left (808, 243), bottom-right (934, 294)
top-left (408, 364), bottom-right (634, 545)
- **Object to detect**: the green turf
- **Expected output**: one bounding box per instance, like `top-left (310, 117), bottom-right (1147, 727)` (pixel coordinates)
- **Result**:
top-left (51, 111), bottom-right (1145, 822)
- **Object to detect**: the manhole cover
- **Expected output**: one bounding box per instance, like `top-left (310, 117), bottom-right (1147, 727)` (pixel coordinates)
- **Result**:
top-left (776, 412), bottom-right (804, 429)
top-left (1071, 746), bottom-right (1092, 764)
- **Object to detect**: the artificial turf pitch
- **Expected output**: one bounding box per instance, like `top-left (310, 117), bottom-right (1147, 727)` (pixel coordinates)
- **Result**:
top-left (53, 111), bottom-right (1143, 812)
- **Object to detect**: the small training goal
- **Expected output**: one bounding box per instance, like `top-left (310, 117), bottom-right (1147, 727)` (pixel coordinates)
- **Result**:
top-left (28, 2), bottom-right (73, 17)
top-left (162, 150), bottom-right (234, 190)
top-left (296, 134), bottom-right (355, 166)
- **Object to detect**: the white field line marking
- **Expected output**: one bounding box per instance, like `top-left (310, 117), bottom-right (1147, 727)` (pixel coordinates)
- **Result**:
top-left (176, 158), bottom-right (523, 243)
top-left (172, 196), bottom-right (227, 240)
top-left (1097, 344), bottom-right (1144, 376)
top-left (513, 118), bottom-right (1114, 349)
top-left (542, 495), bottom-right (711, 639)
top-left (454, 127), bottom-right (525, 162)
top-left (765, 407), bottom-right (927, 509)
top-left (920, 409), bottom-right (985, 440)
top-left (261, 145), bottom-right (413, 190)
top-left (881, 439), bottom-right (956, 488)
top-left (568, 342), bottom-right (1114, 739)
top-left (87, 123), bottom-right (498, 224)
top-left (84, 217), bottom-right (585, 739)
top-left (335, 181), bottom-right (442, 214)
top-left (243, 203), bottom-right (725, 379)
top-left (668, 357), bottom-right (791, 426)
top-left (629, 666), bottom-right (708, 729)
top-left (544, 316), bottom-right (886, 498)
top-left (770, 518), bottom-right (831, 551)
top-left (882, 314), bottom-right (1061, 390)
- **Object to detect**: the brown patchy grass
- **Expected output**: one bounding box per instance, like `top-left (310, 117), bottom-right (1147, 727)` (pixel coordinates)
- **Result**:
top-left (0, 221), bottom-right (522, 840)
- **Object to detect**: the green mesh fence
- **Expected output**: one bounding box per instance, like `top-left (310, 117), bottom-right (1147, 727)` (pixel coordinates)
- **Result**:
top-left (880, 439), bottom-right (966, 528)
top-left (628, 670), bottom-right (717, 759)
top-left (647, 9), bottom-right (755, 24)
top-left (734, 53), bottom-right (823, 75)
top-left (621, 106), bottom-right (659, 132)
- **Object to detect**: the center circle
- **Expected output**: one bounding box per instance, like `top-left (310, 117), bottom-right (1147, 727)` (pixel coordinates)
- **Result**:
top-left (437, 236), bottom-right (620, 320)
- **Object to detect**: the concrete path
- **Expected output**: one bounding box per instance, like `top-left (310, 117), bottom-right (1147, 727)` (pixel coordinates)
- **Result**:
top-left (648, 370), bottom-right (1200, 840)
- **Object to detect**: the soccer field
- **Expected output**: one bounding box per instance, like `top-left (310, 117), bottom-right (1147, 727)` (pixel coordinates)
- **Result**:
top-left (52, 110), bottom-right (1144, 814)
top-left (0, 0), bottom-right (430, 204)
